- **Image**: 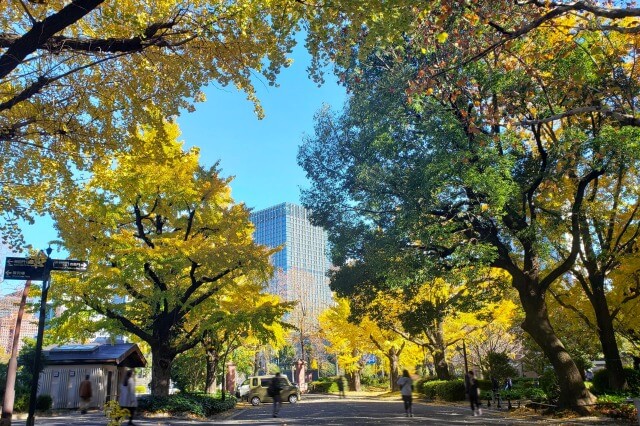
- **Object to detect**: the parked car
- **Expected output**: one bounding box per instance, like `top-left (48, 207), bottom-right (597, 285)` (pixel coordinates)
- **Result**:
top-left (236, 375), bottom-right (300, 406)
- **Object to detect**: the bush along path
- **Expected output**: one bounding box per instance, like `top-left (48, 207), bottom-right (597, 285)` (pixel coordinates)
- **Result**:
top-left (136, 393), bottom-right (237, 418)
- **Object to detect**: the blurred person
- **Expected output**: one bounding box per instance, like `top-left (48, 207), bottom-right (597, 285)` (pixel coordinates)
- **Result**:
top-left (468, 371), bottom-right (482, 416)
top-left (78, 374), bottom-right (92, 414)
top-left (397, 369), bottom-right (413, 417)
top-left (119, 370), bottom-right (138, 425)
top-left (268, 372), bottom-right (284, 418)
top-left (336, 376), bottom-right (346, 399)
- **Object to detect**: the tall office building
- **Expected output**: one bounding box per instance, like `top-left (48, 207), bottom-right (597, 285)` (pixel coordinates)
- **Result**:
top-left (250, 203), bottom-right (333, 328)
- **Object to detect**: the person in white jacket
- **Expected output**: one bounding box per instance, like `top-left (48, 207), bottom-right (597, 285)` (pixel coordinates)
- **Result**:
top-left (118, 370), bottom-right (137, 425)
top-left (397, 369), bottom-right (413, 417)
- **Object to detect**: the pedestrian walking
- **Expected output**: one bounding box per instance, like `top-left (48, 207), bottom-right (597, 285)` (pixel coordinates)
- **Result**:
top-left (336, 376), bottom-right (346, 399)
top-left (268, 372), bottom-right (284, 418)
top-left (468, 371), bottom-right (482, 416)
top-left (504, 376), bottom-right (513, 391)
top-left (78, 374), bottom-right (92, 414)
top-left (397, 369), bottom-right (413, 417)
top-left (118, 370), bottom-right (138, 425)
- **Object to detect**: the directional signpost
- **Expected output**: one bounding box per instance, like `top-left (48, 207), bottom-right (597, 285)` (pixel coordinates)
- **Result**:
top-left (51, 259), bottom-right (89, 272)
top-left (3, 256), bottom-right (46, 281)
top-left (1, 251), bottom-right (87, 426)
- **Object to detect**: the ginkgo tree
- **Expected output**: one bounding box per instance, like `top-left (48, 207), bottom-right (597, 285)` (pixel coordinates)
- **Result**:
top-left (319, 297), bottom-right (419, 392)
top-left (48, 116), bottom-right (274, 396)
top-left (319, 298), bottom-right (376, 391)
top-left (0, 0), bottom-right (309, 247)
top-left (190, 280), bottom-right (293, 394)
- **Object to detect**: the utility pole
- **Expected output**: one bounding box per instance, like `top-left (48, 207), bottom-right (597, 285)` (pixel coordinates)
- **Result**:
top-left (0, 280), bottom-right (31, 426)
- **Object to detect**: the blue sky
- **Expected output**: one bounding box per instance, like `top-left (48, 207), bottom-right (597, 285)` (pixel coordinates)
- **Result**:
top-left (180, 44), bottom-right (345, 212)
top-left (15, 42), bottom-right (346, 256)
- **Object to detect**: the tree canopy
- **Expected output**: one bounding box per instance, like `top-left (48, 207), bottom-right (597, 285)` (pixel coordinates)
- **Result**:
top-left (0, 0), bottom-right (307, 246)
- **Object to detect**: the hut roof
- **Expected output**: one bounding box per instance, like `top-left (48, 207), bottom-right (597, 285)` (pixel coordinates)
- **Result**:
top-left (44, 343), bottom-right (146, 368)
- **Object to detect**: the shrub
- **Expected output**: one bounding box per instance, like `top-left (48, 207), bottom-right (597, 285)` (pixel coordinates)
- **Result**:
top-left (523, 387), bottom-right (547, 402)
top-left (592, 368), bottom-right (640, 395)
top-left (596, 395), bottom-right (637, 421)
top-left (105, 401), bottom-right (131, 426)
top-left (361, 375), bottom-right (388, 389)
top-left (625, 368), bottom-right (640, 394)
top-left (414, 376), bottom-right (436, 392)
top-left (135, 385), bottom-right (147, 394)
top-left (497, 384), bottom-right (547, 403)
top-left (538, 369), bottom-right (559, 402)
top-left (35, 394), bottom-right (52, 411)
top-left (592, 369), bottom-right (609, 394)
top-left (137, 393), bottom-right (236, 417)
top-left (420, 380), bottom-right (466, 401)
top-left (13, 394), bottom-right (29, 412)
top-left (308, 380), bottom-right (337, 393)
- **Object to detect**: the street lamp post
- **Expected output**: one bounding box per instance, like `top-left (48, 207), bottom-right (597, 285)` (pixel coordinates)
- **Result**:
top-left (25, 248), bottom-right (52, 426)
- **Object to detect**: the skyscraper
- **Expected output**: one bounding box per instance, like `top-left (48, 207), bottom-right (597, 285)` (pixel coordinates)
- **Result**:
top-left (250, 203), bottom-right (333, 327)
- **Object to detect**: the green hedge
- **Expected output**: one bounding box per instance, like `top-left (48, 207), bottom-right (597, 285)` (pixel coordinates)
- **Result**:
top-left (137, 393), bottom-right (236, 417)
top-left (476, 379), bottom-right (492, 392)
top-left (501, 387), bottom-right (547, 402)
top-left (308, 380), bottom-right (338, 393)
top-left (420, 380), bottom-right (466, 401)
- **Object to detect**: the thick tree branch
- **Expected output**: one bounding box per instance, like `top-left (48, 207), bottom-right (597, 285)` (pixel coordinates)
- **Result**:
top-left (123, 281), bottom-right (146, 301)
top-left (179, 263), bottom-right (239, 309)
top-left (0, 0), bottom-right (104, 79)
top-left (549, 288), bottom-right (596, 330)
top-left (540, 168), bottom-right (605, 291)
top-left (82, 294), bottom-right (153, 343)
top-left (133, 197), bottom-right (155, 248)
top-left (144, 262), bottom-right (168, 292)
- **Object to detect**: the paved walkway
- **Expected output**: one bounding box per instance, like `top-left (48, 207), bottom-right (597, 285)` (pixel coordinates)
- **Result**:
top-left (8, 394), bottom-right (621, 425)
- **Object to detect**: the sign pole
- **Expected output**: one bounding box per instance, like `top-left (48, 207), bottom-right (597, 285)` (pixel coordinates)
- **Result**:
top-left (25, 248), bottom-right (52, 426)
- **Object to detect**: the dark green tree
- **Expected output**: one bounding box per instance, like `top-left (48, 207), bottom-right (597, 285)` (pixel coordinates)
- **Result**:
top-left (485, 352), bottom-right (518, 382)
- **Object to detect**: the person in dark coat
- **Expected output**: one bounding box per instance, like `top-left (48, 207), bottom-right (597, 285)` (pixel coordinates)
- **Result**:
top-left (268, 373), bottom-right (284, 418)
top-left (468, 371), bottom-right (482, 416)
top-left (78, 374), bottom-right (92, 414)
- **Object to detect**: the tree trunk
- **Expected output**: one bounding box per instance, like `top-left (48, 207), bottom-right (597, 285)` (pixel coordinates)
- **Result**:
top-left (433, 322), bottom-right (451, 380)
top-left (151, 345), bottom-right (175, 396)
top-left (253, 352), bottom-right (260, 375)
top-left (345, 370), bottom-right (362, 392)
top-left (591, 283), bottom-right (627, 390)
top-left (205, 348), bottom-right (219, 394)
top-left (388, 347), bottom-right (400, 391)
top-left (519, 288), bottom-right (595, 410)
top-left (433, 349), bottom-right (451, 380)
